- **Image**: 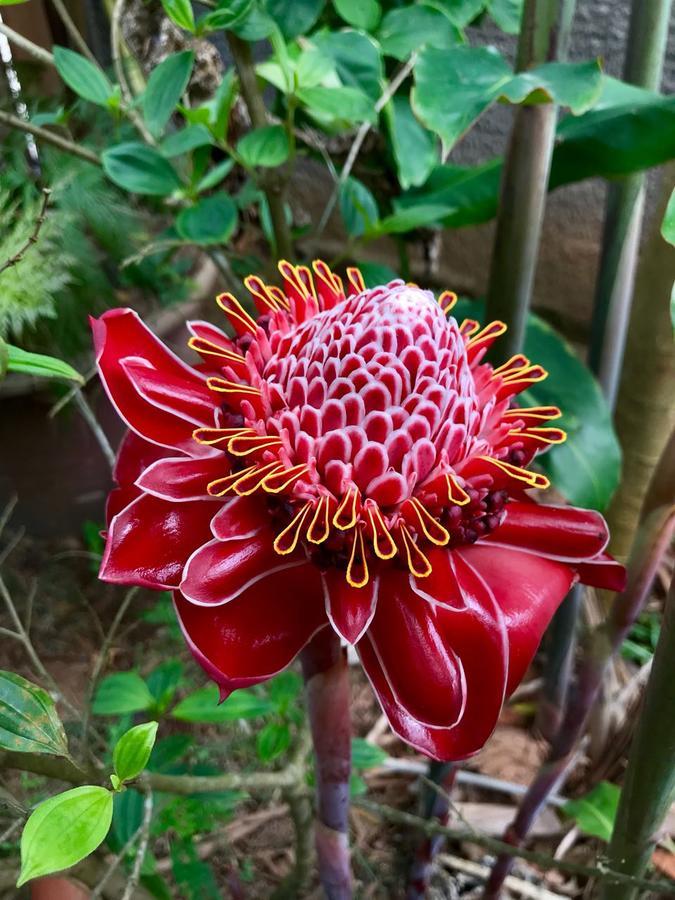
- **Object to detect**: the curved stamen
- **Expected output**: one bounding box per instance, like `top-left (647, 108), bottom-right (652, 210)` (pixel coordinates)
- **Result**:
top-left (438, 290), bottom-right (457, 314)
top-left (307, 496), bottom-right (331, 544)
top-left (446, 474), bottom-right (471, 506)
top-left (366, 505), bottom-right (397, 560)
top-left (262, 463), bottom-right (310, 493)
top-left (408, 498), bottom-right (451, 546)
top-left (346, 527), bottom-right (369, 588)
top-left (333, 486), bottom-right (360, 531)
top-left (274, 502), bottom-right (312, 555)
top-left (399, 524), bottom-right (433, 578)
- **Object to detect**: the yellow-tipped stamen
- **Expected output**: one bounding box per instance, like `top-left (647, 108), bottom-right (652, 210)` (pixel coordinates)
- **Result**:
top-left (267, 284), bottom-right (290, 311)
top-left (193, 427), bottom-right (252, 446)
top-left (459, 318), bottom-right (481, 338)
top-left (261, 463), bottom-right (310, 493)
top-left (438, 290), bottom-right (458, 313)
top-left (232, 462), bottom-right (283, 496)
top-left (333, 486), bottom-right (359, 531)
top-left (312, 260), bottom-right (344, 300)
top-left (446, 473), bottom-right (471, 506)
top-left (244, 275), bottom-right (282, 312)
top-left (500, 364), bottom-right (547, 386)
top-left (478, 456), bottom-right (550, 489)
top-left (216, 292), bottom-right (258, 335)
top-left (367, 506), bottom-right (397, 560)
top-left (207, 466), bottom-right (257, 497)
top-left (492, 354), bottom-right (528, 376)
top-left (467, 320), bottom-right (507, 350)
top-left (207, 377), bottom-right (262, 398)
top-left (346, 267), bottom-right (365, 294)
top-left (278, 260), bottom-right (314, 300)
top-left (346, 528), bottom-right (369, 589)
top-left (273, 502), bottom-right (312, 555)
top-left (502, 405), bottom-right (562, 422)
top-left (399, 524), bottom-right (433, 578)
top-left (227, 433), bottom-right (283, 457)
top-left (408, 498), bottom-right (450, 546)
top-left (307, 496), bottom-right (331, 544)
top-left (507, 426), bottom-right (567, 445)
top-left (187, 335), bottom-right (247, 365)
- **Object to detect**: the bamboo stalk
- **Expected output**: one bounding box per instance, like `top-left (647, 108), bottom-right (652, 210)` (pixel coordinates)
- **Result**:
top-left (301, 629), bottom-right (352, 899)
top-left (602, 570), bottom-right (675, 899)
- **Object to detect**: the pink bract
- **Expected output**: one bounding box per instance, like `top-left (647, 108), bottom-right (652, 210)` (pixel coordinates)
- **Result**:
top-left (94, 261), bottom-right (625, 760)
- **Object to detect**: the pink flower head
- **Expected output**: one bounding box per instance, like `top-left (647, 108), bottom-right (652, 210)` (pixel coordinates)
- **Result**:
top-left (94, 261), bottom-right (625, 760)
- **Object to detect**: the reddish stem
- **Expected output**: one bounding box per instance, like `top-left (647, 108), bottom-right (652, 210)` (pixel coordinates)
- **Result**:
top-left (406, 762), bottom-right (458, 899)
top-left (301, 628), bottom-right (352, 899)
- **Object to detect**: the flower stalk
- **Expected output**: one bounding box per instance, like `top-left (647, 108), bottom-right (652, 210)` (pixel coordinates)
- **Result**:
top-left (301, 629), bottom-right (352, 899)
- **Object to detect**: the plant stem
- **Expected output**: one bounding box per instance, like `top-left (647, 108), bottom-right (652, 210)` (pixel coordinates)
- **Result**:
top-left (484, 0), bottom-right (572, 364)
top-left (301, 628), bottom-right (352, 899)
top-left (405, 762), bottom-right (457, 899)
top-left (482, 499), bottom-right (675, 898)
top-left (226, 33), bottom-right (293, 261)
top-left (0, 109), bottom-right (101, 165)
top-left (0, 22), bottom-right (54, 66)
top-left (535, 583), bottom-right (582, 740)
top-left (49, 0), bottom-right (97, 64)
top-left (588, 0), bottom-right (673, 408)
top-left (0, 188), bottom-right (51, 276)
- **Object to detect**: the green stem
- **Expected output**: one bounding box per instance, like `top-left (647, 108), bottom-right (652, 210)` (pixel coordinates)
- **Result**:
top-left (484, 0), bottom-right (573, 364)
top-left (0, 110), bottom-right (101, 166)
top-left (588, 0), bottom-right (673, 408)
top-left (602, 571), bottom-right (675, 899)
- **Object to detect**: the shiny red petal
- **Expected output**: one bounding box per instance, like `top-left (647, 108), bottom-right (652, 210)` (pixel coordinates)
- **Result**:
top-left (458, 544), bottom-right (573, 696)
top-left (210, 495), bottom-right (269, 541)
top-left (180, 531), bottom-right (306, 606)
top-left (105, 485), bottom-right (140, 527)
top-left (100, 494), bottom-right (214, 590)
top-left (113, 430), bottom-right (170, 487)
top-left (136, 455), bottom-right (228, 501)
top-left (487, 501), bottom-right (609, 560)
top-left (92, 308), bottom-right (215, 456)
top-left (121, 358), bottom-right (215, 424)
top-left (174, 568), bottom-right (328, 692)
top-left (575, 553), bottom-right (627, 592)
top-left (323, 571), bottom-right (379, 644)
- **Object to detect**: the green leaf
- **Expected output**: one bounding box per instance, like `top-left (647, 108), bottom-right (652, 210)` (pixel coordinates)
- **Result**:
top-left (203, 68), bottom-right (238, 141)
top-left (356, 260), bottom-right (400, 287)
top-left (297, 85), bottom-right (377, 126)
top-left (176, 193), bottom-right (238, 245)
top-left (146, 659), bottom-right (183, 711)
top-left (53, 46), bottom-right (115, 107)
top-left (268, 671), bottom-right (302, 708)
top-left (349, 773), bottom-right (367, 796)
top-left (310, 29), bottom-right (383, 101)
top-left (143, 51), bottom-right (194, 138)
top-left (503, 59), bottom-right (603, 115)
top-left (237, 125), bottom-right (289, 168)
top-left (232, 5), bottom-right (276, 39)
top-left (487, 0), bottom-right (522, 33)
top-left (386, 95), bottom-right (438, 190)
top-left (161, 124), bottom-right (214, 157)
top-left (256, 721), bottom-right (291, 761)
top-left (432, 0), bottom-right (486, 27)
top-left (113, 721), bottom-right (159, 784)
top-left (378, 5), bottom-right (462, 61)
top-left (102, 143), bottom-right (183, 196)
top-left (5, 345), bottom-right (83, 382)
top-left (352, 737), bottom-right (388, 769)
top-left (196, 158), bottom-right (235, 192)
top-left (376, 204), bottom-right (450, 234)
top-left (562, 781), bottom-right (620, 842)
top-left (199, 0), bottom-right (254, 32)
top-left (264, 0), bottom-right (324, 38)
top-left (161, 0), bottom-right (196, 32)
top-left (333, 0), bottom-right (381, 31)
top-left (93, 672), bottom-right (155, 716)
top-left (0, 0), bottom-right (30, 5)
top-left (17, 786), bottom-right (113, 886)
top-left (340, 176), bottom-right (379, 236)
top-left (0, 670), bottom-right (69, 757)
top-left (171, 684), bottom-right (274, 723)
top-left (662, 188), bottom-right (675, 247)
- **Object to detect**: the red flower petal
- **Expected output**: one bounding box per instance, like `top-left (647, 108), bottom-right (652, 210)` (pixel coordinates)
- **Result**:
top-left (180, 531), bottom-right (306, 606)
top-left (487, 501), bottom-right (609, 560)
top-left (458, 544), bottom-right (573, 696)
top-left (136, 455), bottom-right (228, 501)
top-left (113, 430), bottom-right (170, 487)
top-left (210, 495), bottom-right (269, 541)
top-left (121, 358), bottom-right (215, 424)
top-left (574, 553), bottom-right (627, 592)
top-left (100, 493), bottom-right (214, 590)
top-left (92, 308), bottom-right (215, 456)
top-left (323, 571), bottom-right (379, 644)
top-left (173, 567), bottom-right (328, 692)
top-left (105, 485), bottom-right (140, 527)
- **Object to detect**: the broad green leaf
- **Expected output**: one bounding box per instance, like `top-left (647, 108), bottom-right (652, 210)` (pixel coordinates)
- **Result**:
top-left (102, 143), bottom-right (182, 196)
top-left (176, 193), bottom-right (238, 244)
top-left (268, 671), bottom-right (302, 708)
top-left (196, 158), bottom-right (235, 192)
top-left (199, 0), bottom-right (254, 32)
top-left (161, 0), bottom-right (195, 32)
top-left (53, 46), bottom-right (115, 107)
top-left (340, 176), bottom-right (379, 236)
top-left (147, 733), bottom-right (193, 772)
top-left (237, 125), bottom-right (289, 168)
top-left (264, 0), bottom-right (324, 38)
top-left (0, 670), bottom-right (69, 757)
top-left (378, 6), bottom-right (462, 61)
top-left (356, 260), bottom-right (399, 287)
top-left (333, 0), bottom-right (381, 31)
top-left (93, 672), bottom-right (154, 716)
top-left (0, 0), bottom-right (30, 5)
top-left (413, 45), bottom-right (512, 151)
top-left (111, 788), bottom-right (144, 848)
top-left (297, 85), bottom-right (377, 126)
top-left (352, 737), bottom-right (388, 769)
top-left (375, 204), bottom-right (450, 234)
top-left (6, 345), bottom-right (83, 383)
top-left (143, 51), bottom-right (194, 138)
top-left (18, 786), bottom-right (113, 886)
top-left (562, 781), bottom-right (620, 842)
top-left (662, 189), bottom-right (675, 247)
top-left (350, 773), bottom-right (367, 796)
top-left (232, 4), bottom-right (276, 39)
top-left (161, 124), bottom-right (214, 157)
top-left (295, 47), bottom-right (337, 89)
top-left (310, 29), bottom-right (383, 101)
top-left (146, 659), bottom-right (183, 710)
top-left (487, 0), bottom-right (522, 32)
top-left (503, 59), bottom-right (603, 115)
top-left (171, 684), bottom-right (274, 723)
top-left (431, 0), bottom-right (485, 27)
top-left (256, 721), bottom-right (291, 761)
top-left (113, 721), bottom-right (159, 784)
top-left (203, 68), bottom-right (238, 141)
top-left (386, 95), bottom-right (438, 190)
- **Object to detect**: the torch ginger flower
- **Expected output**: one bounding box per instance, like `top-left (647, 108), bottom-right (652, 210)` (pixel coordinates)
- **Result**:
top-left (94, 261), bottom-right (625, 761)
